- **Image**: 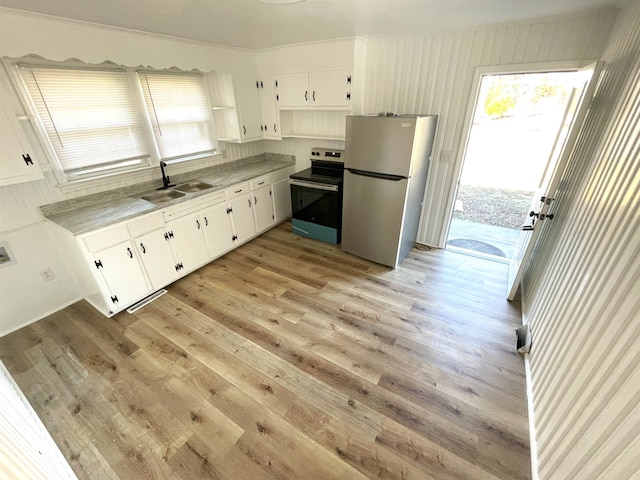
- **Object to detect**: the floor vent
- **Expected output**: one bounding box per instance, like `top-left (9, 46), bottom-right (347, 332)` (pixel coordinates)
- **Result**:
top-left (126, 289), bottom-right (167, 314)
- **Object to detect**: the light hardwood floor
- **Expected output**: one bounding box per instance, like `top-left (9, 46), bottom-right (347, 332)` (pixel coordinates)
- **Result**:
top-left (0, 221), bottom-right (530, 479)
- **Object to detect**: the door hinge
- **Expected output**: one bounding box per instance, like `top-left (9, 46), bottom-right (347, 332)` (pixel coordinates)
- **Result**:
top-left (232, 234), bottom-right (238, 241)
top-left (94, 260), bottom-right (103, 269)
top-left (22, 153), bottom-right (33, 166)
top-left (110, 295), bottom-right (118, 304)
top-left (226, 207), bottom-right (232, 214)
top-left (175, 262), bottom-right (184, 272)
top-left (347, 75), bottom-right (352, 84)
top-left (346, 92), bottom-right (351, 101)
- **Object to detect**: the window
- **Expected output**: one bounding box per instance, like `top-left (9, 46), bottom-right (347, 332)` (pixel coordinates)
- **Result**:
top-left (19, 65), bottom-right (150, 180)
top-left (15, 61), bottom-right (219, 183)
top-left (138, 71), bottom-right (216, 161)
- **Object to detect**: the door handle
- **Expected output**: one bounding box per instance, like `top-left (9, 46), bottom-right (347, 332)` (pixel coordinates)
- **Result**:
top-left (140, 243), bottom-right (146, 254)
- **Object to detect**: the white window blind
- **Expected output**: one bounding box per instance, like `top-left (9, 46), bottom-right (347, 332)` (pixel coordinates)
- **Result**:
top-left (19, 66), bottom-right (150, 179)
top-left (138, 72), bottom-right (216, 161)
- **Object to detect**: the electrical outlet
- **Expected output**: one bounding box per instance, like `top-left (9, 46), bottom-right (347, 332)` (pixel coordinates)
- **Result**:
top-left (41, 268), bottom-right (56, 281)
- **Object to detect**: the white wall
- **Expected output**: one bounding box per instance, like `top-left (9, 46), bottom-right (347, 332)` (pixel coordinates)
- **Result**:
top-left (522, 2), bottom-right (640, 478)
top-left (0, 8), bottom-right (262, 333)
top-left (361, 8), bottom-right (618, 246)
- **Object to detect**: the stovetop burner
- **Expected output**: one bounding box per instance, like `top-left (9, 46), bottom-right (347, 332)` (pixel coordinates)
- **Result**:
top-left (289, 148), bottom-right (345, 186)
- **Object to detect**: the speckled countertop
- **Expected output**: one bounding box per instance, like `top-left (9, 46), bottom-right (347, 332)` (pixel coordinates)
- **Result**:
top-left (42, 153), bottom-right (295, 236)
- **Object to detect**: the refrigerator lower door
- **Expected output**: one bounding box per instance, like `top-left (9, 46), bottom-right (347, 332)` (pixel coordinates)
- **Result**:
top-left (341, 169), bottom-right (409, 267)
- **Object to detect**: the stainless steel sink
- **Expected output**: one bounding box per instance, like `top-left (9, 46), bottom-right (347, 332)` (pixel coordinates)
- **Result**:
top-left (138, 189), bottom-right (185, 204)
top-left (174, 181), bottom-right (214, 193)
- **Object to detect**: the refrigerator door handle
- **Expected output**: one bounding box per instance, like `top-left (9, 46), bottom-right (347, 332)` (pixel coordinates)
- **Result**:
top-left (347, 168), bottom-right (406, 181)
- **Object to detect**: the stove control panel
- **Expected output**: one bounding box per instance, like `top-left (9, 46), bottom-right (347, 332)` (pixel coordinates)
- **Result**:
top-left (310, 148), bottom-right (344, 161)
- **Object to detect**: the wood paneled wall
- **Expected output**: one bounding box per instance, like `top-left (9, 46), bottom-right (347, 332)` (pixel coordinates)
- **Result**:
top-left (523, 2), bottom-right (640, 478)
top-left (361, 9), bottom-right (617, 246)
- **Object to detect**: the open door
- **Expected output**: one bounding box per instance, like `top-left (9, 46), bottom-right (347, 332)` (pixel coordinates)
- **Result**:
top-left (507, 62), bottom-right (603, 300)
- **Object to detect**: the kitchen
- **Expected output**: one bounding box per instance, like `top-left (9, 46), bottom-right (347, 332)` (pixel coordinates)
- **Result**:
top-left (1, 1), bottom-right (639, 479)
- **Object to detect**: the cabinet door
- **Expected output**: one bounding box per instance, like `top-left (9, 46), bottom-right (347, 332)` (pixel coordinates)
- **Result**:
top-left (0, 90), bottom-right (44, 186)
top-left (252, 185), bottom-right (275, 233)
top-left (309, 70), bottom-right (352, 108)
top-left (201, 202), bottom-right (235, 259)
top-left (134, 228), bottom-right (179, 290)
top-left (166, 212), bottom-right (209, 274)
top-left (94, 241), bottom-right (150, 311)
top-left (275, 72), bottom-right (309, 107)
top-left (272, 178), bottom-right (292, 223)
top-left (229, 193), bottom-right (257, 244)
top-left (259, 76), bottom-right (280, 139)
top-left (234, 75), bottom-right (263, 141)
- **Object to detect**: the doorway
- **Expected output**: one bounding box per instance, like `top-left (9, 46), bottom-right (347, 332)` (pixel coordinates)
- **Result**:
top-left (446, 71), bottom-right (581, 260)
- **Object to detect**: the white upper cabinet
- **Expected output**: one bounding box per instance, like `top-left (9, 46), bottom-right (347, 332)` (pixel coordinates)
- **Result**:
top-left (309, 70), bottom-right (352, 108)
top-left (275, 70), bottom-right (352, 110)
top-left (0, 86), bottom-right (44, 186)
top-left (275, 72), bottom-right (310, 107)
top-left (234, 74), bottom-right (264, 141)
top-left (259, 76), bottom-right (280, 139)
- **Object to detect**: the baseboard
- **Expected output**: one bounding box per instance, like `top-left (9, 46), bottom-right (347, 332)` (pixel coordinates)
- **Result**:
top-left (520, 288), bottom-right (539, 480)
top-left (0, 297), bottom-right (82, 337)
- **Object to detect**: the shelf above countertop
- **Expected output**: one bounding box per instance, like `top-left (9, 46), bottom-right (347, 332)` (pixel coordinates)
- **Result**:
top-left (281, 134), bottom-right (345, 141)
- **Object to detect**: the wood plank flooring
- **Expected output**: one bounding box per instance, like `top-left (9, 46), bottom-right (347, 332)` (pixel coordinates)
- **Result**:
top-left (0, 221), bottom-right (530, 479)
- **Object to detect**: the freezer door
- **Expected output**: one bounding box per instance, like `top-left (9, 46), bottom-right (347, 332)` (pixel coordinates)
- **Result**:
top-left (345, 116), bottom-right (417, 177)
top-left (341, 169), bottom-right (409, 267)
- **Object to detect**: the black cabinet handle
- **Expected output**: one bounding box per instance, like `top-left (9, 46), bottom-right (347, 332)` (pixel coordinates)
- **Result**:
top-left (248, 198), bottom-right (252, 207)
top-left (234, 189), bottom-right (242, 194)
top-left (140, 243), bottom-right (146, 254)
top-left (261, 125), bottom-right (264, 132)
top-left (260, 81), bottom-right (264, 88)
top-left (243, 125), bottom-right (247, 135)
top-left (204, 216), bottom-right (208, 227)
top-left (276, 94), bottom-right (279, 101)
top-left (196, 219), bottom-right (201, 230)
top-left (312, 90), bottom-right (316, 102)
top-left (256, 80), bottom-right (259, 88)
top-left (127, 247), bottom-right (133, 258)
top-left (275, 80), bottom-right (278, 88)
top-left (305, 91), bottom-right (308, 102)
top-left (273, 123), bottom-right (277, 132)
top-left (254, 195), bottom-right (258, 205)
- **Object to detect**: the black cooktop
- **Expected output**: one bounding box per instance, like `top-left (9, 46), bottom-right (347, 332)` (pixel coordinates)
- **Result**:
top-left (290, 159), bottom-right (344, 186)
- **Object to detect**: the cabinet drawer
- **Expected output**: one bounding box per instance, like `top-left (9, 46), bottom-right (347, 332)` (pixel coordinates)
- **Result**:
top-left (227, 183), bottom-right (250, 199)
top-left (82, 223), bottom-right (130, 252)
top-left (127, 211), bottom-right (164, 238)
top-left (250, 176), bottom-right (270, 190)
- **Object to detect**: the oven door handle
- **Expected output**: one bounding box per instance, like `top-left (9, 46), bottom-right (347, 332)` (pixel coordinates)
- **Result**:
top-left (289, 179), bottom-right (339, 192)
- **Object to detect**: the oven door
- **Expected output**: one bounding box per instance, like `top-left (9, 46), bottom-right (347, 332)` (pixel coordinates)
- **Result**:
top-left (289, 180), bottom-right (341, 228)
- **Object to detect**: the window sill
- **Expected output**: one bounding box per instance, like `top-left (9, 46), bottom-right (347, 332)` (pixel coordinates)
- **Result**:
top-left (56, 152), bottom-right (224, 195)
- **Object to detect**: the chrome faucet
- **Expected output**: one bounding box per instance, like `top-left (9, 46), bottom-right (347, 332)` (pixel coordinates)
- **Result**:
top-left (158, 161), bottom-right (175, 190)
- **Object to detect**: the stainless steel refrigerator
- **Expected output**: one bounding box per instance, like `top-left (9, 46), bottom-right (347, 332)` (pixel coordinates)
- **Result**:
top-left (341, 114), bottom-right (437, 268)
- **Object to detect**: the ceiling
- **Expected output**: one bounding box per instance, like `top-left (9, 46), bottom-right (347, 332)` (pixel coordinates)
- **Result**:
top-left (0, 0), bottom-right (621, 50)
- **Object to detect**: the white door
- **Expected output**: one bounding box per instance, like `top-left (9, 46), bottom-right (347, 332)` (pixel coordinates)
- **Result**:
top-left (94, 241), bottom-right (150, 310)
top-left (275, 72), bottom-right (309, 107)
top-left (229, 193), bottom-right (257, 244)
top-left (201, 202), bottom-right (236, 259)
top-left (259, 76), bottom-right (280, 139)
top-left (309, 70), bottom-right (352, 108)
top-left (253, 185), bottom-right (275, 233)
top-left (134, 228), bottom-right (179, 290)
top-left (272, 178), bottom-right (292, 223)
top-left (507, 62), bottom-right (603, 300)
top-left (234, 74), bottom-right (263, 141)
top-left (0, 88), bottom-right (44, 186)
top-left (166, 212), bottom-right (209, 274)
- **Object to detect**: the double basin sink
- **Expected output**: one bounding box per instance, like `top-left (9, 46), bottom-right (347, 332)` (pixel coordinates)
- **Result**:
top-left (137, 181), bottom-right (220, 205)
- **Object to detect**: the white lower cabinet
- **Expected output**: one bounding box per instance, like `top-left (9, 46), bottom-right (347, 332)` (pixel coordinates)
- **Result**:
top-left (201, 201), bottom-right (236, 258)
top-left (58, 166), bottom-right (293, 316)
top-left (92, 240), bottom-right (150, 312)
top-left (134, 228), bottom-right (180, 290)
top-left (165, 211), bottom-right (210, 275)
top-left (228, 193), bottom-right (257, 243)
top-left (253, 184), bottom-right (275, 233)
